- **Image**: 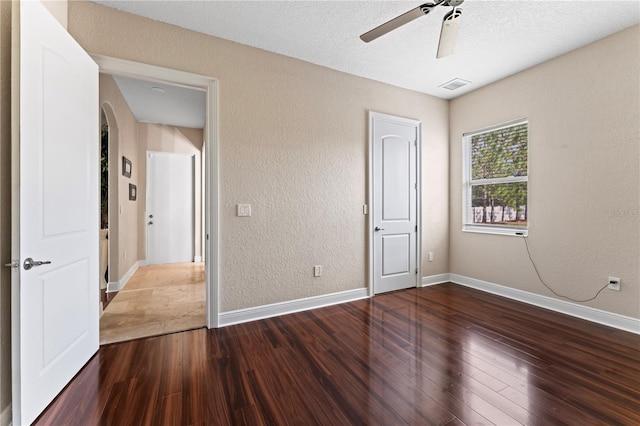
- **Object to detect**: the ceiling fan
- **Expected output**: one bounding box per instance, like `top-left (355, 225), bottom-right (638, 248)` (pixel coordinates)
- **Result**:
top-left (360, 0), bottom-right (465, 58)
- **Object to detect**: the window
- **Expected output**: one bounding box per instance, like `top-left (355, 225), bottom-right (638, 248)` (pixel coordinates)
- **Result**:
top-left (462, 119), bottom-right (528, 236)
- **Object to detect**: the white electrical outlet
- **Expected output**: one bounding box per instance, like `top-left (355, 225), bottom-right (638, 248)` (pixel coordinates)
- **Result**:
top-left (314, 265), bottom-right (322, 277)
top-left (428, 252), bottom-right (434, 262)
top-left (607, 276), bottom-right (620, 291)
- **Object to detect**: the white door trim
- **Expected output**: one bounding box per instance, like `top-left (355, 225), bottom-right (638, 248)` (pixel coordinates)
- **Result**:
top-left (367, 111), bottom-right (422, 296)
top-left (92, 55), bottom-right (220, 328)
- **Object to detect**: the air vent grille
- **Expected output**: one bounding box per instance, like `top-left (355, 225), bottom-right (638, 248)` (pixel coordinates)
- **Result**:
top-left (439, 78), bottom-right (471, 91)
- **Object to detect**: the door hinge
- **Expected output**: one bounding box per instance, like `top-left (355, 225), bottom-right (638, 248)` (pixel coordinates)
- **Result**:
top-left (415, 268), bottom-right (418, 274)
top-left (415, 225), bottom-right (417, 232)
top-left (414, 183), bottom-right (417, 189)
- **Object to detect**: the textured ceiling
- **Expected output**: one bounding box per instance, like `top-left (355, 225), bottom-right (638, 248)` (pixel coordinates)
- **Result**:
top-left (93, 0), bottom-right (639, 100)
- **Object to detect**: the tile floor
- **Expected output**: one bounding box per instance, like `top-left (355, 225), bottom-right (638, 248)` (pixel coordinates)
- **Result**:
top-left (99, 262), bottom-right (206, 345)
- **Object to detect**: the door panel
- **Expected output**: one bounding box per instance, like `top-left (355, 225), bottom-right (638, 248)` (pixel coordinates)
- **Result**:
top-left (372, 113), bottom-right (419, 294)
top-left (42, 49), bottom-right (89, 235)
top-left (42, 260), bottom-right (90, 365)
top-left (147, 152), bottom-right (195, 265)
top-left (13, 1), bottom-right (99, 424)
top-left (382, 234), bottom-right (410, 276)
top-left (382, 137), bottom-right (411, 220)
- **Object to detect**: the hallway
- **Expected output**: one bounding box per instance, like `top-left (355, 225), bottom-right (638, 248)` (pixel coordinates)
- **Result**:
top-left (100, 262), bottom-right (206, 345)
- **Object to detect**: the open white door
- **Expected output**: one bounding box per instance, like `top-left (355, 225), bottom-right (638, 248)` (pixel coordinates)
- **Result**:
top-left (370, 112), bottom-right (420, 294)
top-left (11, 1), bottom-right (99, 424)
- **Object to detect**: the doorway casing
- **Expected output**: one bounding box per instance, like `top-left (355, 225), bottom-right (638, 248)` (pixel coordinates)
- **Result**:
top-left (93, 55), bottom-right (220, 328)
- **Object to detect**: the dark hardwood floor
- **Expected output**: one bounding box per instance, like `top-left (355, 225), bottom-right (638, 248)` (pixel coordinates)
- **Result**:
top-left (36, 283), bottom-right (640, 425)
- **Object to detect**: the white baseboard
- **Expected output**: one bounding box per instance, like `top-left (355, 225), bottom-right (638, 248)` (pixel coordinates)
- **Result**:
top-left (194, 256), bottom-right (202, 262)
top-left (449, 274), bottom-right (640, 335)
top-left (106, 260), bottom-right (144, 293)
top-left (421, 273), bottom-right (451, 287)
top-left (0, 404), bottom-right (11, 426)
top-left (219, 288), bottom-right (369, 327)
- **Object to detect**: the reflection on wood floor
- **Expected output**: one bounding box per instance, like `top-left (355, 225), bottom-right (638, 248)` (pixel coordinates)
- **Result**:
top-left (100, 262), bottom-right (206, 345)
top-left (40, 283), bottom-right (639, 425)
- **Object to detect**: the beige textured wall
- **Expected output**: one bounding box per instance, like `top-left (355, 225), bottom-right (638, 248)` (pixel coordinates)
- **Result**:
top-left (449, 25), bottom-right (640, 318)
top-left (99, 74), bottom-right (139, 281)
top-left (40, 0), bottom-right (67, 29)
top-left (137, 123), bottom-right (203, 261)
top-left (68, 1), bottom-right (450, 311)
top-left (0, 0), bottom-right (11, 415)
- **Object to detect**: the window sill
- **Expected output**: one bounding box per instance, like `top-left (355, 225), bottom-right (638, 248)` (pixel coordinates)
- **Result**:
top-left (462, 225), bottom-right (528, 237)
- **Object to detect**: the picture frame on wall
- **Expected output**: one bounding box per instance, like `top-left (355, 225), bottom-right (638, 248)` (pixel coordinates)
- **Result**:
top-left (122, 156), bottom-right (132, 178)
top-left (129, 183), bottom-right (137, 201)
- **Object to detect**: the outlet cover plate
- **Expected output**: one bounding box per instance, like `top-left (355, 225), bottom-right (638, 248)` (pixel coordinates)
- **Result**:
top-left (608, 276), bottom-right (621, 291)
top-left (237, 204), bottom-right (251, 217)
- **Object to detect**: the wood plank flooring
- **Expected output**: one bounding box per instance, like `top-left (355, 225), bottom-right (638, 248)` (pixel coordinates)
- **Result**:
top-left (100, 262), bottom-right (206, 345)
top-left (37, 283), bottom-right (640, 425)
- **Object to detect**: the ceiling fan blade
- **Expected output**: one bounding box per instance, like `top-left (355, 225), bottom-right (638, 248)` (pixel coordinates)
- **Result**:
top-left (360, 3), bottom-right (435, 43)
top-left (436, 8), bottom-right (463, 58)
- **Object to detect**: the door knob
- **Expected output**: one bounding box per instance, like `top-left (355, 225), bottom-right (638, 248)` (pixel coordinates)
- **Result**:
top-left (148, 221), bottom-right (154, 225)
top-left (23, 258), bottom-right (52, 270)
top-left (375, 227), bottom-right (385, 231)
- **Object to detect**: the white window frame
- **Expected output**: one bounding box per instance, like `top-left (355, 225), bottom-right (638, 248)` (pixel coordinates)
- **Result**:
top-left (462, 119), bottom-right (529, 237)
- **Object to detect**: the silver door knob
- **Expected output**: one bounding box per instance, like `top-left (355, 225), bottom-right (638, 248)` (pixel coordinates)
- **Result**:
top-left (375, 227), bottom-right (385, 231)
top-left (23, 257), bottom-right (52, 270)
top-left (148, 221), bottom-right (153, 225)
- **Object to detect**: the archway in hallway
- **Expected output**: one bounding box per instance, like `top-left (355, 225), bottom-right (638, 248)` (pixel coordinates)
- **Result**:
top-left (100, 103), bottom-right (120, 312)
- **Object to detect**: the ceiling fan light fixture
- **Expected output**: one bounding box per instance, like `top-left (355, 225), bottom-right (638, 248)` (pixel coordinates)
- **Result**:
top-left (436, 7), bottom-right (463, 58)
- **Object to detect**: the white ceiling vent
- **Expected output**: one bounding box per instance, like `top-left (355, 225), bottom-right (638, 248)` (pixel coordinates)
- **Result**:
top-left (439, 78), bottom-right (471, 91)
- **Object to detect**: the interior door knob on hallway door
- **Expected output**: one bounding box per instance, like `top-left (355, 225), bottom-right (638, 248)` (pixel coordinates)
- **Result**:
top-left (23, 258), bottom-right (52, 270)
top-left (375, 227), bottom-right (385, 231)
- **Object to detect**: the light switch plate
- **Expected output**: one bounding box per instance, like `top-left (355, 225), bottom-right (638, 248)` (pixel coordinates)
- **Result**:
top-left (237, 204), bottom-right (251, 217)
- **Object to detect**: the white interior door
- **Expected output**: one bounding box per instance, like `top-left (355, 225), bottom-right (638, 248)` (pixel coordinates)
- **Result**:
top-left (371, 112), bottom-right (419, 294)
top-left (11, 1), bottom-right (99, 424)
top-left (147, 152), bottom-right (195, 265)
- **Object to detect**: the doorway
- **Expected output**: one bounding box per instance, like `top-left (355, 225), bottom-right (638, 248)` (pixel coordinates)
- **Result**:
top-left (369, 112), bottom-right (422, 295)
top-left (98, 74), bottom-right (205, 344)
top-left (93, 56), bottom-right (219, 343)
